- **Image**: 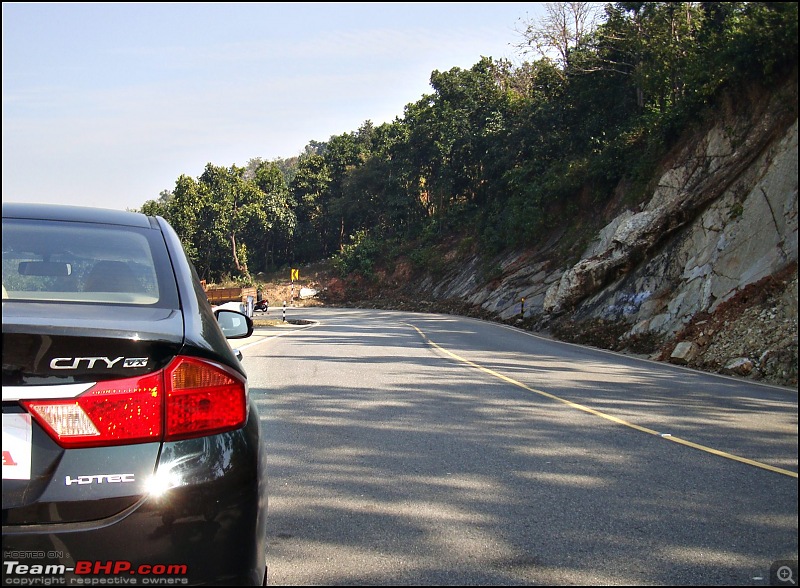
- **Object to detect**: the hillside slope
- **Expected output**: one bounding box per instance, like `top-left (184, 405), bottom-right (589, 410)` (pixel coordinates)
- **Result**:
top-left (317, 73), bottom-right (798, 388)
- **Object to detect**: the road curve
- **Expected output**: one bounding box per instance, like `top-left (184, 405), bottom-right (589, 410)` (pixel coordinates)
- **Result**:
top-left (238, 307), bottom-right (798, 586)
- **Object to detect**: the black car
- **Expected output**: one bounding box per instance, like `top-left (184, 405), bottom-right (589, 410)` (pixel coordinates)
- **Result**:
top-left (2, 203), bottom-right (267, 585)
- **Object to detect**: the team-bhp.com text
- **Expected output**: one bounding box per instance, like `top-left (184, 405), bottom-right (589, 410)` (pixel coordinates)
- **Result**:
top-left (3, 560), bottom-right (188, 586)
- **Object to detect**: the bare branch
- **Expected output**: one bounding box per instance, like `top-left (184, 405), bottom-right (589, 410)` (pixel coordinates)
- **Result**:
top-left (515, 2), bottom-right (602, 76)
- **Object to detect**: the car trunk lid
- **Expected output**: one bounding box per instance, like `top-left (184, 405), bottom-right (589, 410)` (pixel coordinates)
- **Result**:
top-left (2, 303), bottom-right (184, 521)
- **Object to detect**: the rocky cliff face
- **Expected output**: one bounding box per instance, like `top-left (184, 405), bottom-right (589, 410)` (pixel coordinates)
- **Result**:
top-left (405, 76), bottom-right (798, 387)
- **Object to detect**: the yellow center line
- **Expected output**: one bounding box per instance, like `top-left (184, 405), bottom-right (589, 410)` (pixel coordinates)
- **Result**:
top-left (409, 324), bottom-right (798, 479)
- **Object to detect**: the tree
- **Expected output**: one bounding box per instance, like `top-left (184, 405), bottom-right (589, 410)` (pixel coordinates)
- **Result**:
top-left (290, 153), bottom-right (332, 261)
top-left (136, 1), bottom-right (797, 280)
top-left (517, 2), bottom-right (602, 77)
top-left (249, 161), bottom-right (296, 270)
top-left (164, 173), bottom-right (219, 280)
top-left (321, 131), bottom-right (369, 252)
top-left (196, 164), bottom-right (253, 281)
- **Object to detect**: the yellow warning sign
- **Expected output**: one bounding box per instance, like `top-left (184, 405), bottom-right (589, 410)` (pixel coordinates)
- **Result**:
top-left (291, 268), bottom-right (299, 282)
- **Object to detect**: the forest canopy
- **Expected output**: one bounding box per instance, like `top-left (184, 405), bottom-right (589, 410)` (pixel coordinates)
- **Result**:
top-left (138, 2), bottom-right (798, 284)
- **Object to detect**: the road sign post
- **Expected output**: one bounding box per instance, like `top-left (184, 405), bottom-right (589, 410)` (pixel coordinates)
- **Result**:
top-left (290, 268), bottom-right (299, 306)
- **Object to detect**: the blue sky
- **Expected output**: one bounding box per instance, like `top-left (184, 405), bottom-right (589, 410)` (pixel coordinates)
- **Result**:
top-left (3, 2), bottom-right (543, 212)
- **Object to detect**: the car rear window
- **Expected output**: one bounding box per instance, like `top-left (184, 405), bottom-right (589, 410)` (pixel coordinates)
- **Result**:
top-left (2, 218), bottom-right (179, 307)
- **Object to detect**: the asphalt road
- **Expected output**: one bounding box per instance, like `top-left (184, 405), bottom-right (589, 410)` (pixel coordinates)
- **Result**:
top-left (235, 307), bottom-right (798, 586)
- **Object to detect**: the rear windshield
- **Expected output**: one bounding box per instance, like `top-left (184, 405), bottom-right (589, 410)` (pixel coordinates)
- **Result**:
top-left (2, 218), bottom-right (179, 307)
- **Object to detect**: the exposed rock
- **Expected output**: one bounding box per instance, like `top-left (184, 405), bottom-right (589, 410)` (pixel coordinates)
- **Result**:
top-left (723, 358), bottom-right (755, 376)
top-left (458, 77), bottom-right (797, 386)
top-left (316, 75), bottom-right (799, 388)
top-left (544, 87), bottom-right (797, 319)
top-left (670, 341), bottom-right (700, 365)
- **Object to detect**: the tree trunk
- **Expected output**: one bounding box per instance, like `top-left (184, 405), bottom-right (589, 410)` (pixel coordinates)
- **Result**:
top-left (230, 232), bottom-right (250, 280)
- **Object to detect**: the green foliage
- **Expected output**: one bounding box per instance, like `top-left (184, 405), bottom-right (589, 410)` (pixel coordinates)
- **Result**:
top-left (480, 262), bottom-right (503, 283)
top-left (137, 2), bottom-right (796, 283)
top-left (332, 230), bottom-right (382, 278)
top-left (456, 235), bottom-right (476, 257)
top-left (712, 2), bottom-right (798, 85)
top-left (729, 201), bottom-right (745, 220)
top-left (408, 244), bottom-right (444, 275)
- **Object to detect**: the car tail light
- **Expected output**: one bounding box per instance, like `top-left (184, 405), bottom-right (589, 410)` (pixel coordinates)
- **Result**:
top-left (165, 356), bottom-right (247, 441)
top-left (22, 357), bottom-right (247, 448)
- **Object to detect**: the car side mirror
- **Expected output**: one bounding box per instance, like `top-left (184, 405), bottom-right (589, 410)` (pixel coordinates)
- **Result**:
top-left (214, 309), bottom-right (254, 339)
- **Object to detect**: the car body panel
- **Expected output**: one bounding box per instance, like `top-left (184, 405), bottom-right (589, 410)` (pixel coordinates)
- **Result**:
top-left (2, 203), bottom-right (267, 585)
top-left (3, 412), bottom-right (265, 585)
